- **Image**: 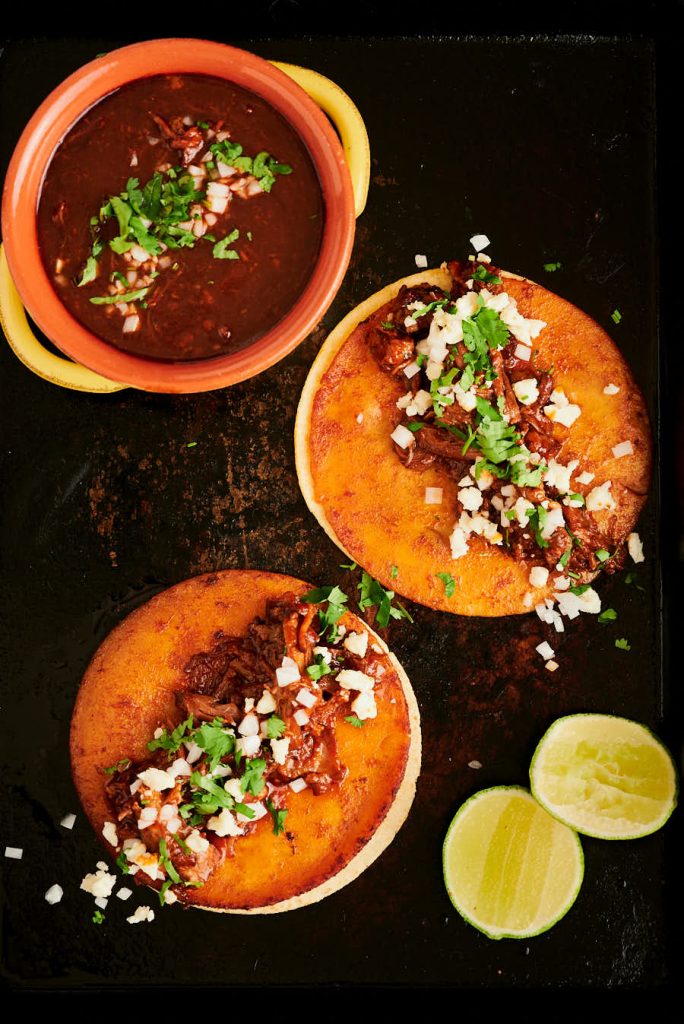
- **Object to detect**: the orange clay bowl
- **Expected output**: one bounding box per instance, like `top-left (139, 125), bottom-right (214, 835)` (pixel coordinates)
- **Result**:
top-left (295, 267), bottom-right (652, 617)
top-left (70, 570), bottom-right (421, 913)
top-left (1, 39), bottom-right (357, 393)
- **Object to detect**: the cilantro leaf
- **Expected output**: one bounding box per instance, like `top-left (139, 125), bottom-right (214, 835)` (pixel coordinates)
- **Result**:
top-left (89, 287), bottom-right (149, 306)
top-left (357, 570), bottom-right (412, 628)
top-left (543, 261), bottom-right (562, 272)
top-left (78, 255), bottom-right (99, 287)
top-left (302, 585), bottom-right (349, 641)
top-left (92, 910), bottom-right (105, 925)
top-left (104, 757), bottom-right (131, 775)
top-left (213, 228), bottom-right (240, 260)
top-left (436, 572), bottom-right (456, 597)
top-left (615, 637), bottom-right (631, 651)
top-left (527, 506), bottom-right (549, 549)
top-left (264, 798), bottom-right (288, 836)
top-left (148, 715), bottom-right (194, 755)
top-left (307, 655), bottom-right (331, 681)
top-left (598, 608), bottom-right (617, 623)
top-left (471, 265), bottom-right (502, 285)
top-left (345, 715), bottom-right (364, 728)
top-left (193, 719), bottom-right (235, 770)
top-left (266, 715), bottom-right (286, 739)
top-left (240, 758), bottom-right (267, 797)
top-left (116, 851), bottom-right (131, 874)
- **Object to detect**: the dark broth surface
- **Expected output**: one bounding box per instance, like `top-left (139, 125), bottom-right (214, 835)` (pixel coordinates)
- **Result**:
top-left (37, 74), bottom-right (324, 361)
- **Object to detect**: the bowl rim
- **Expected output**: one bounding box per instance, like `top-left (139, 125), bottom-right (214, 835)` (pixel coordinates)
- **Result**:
top-left (1, 38), bottom-right (355, 392)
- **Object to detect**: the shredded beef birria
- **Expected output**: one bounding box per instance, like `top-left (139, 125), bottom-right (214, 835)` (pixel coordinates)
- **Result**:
top-left (104, 593), bottom-right (386, 905)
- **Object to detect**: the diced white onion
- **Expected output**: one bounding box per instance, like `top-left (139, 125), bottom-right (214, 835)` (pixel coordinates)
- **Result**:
top-left (603, 383), bottom-right (620, 395)
top-left (60, 813), bottom-right (76, 830)
top-left (612, 440), bottom-right (633, 459)
top-left (470, 233), bottom-right (490, 250)
top-left (289, 778), bottom-right (308, 794)
top-left (390, 424), bottom-right (415, 450)
top-left (424, 487), bottom-right (443, 505)
top-left (536, 641), bottom-right (555, 661)
top-left (414, 254), bottom-right (428, 268)
top-left (294, 709), bottom-right (310, 727)
top-left (627, 532), bottom-right (645, 563)
top-left (4, 847), bottom-right (23, 859)
top-left (529, 566), bottom-right (549, 588)
top-left (276, 656), bottom-right (300, 687)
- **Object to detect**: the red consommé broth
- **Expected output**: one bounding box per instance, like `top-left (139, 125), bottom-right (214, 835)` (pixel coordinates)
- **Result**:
top-left (37, 74), bottom-right (325, 362)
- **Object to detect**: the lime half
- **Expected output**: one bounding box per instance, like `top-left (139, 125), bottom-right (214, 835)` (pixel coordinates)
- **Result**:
top-left (442, 786), bottom-right (584, 940)
top-left (530, 714), bottom-right (678, 840)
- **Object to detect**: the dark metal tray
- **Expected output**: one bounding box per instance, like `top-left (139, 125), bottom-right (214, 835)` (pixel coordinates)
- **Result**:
top-left (0, 33), bottom-right (676, 990)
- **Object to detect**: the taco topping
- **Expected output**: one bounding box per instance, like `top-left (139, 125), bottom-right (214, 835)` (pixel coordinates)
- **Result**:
top-left (368, 257), bottom-right (641, 598)
top-left (101, 590), bottom-right (387, 906)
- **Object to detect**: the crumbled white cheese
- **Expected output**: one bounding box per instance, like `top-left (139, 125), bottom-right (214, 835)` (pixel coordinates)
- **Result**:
top-left (612, 440), bottom-right (634, 459)
top-left (469, 233), bottom-right (490, 250)
top-left (137, 767), bottom-right (175, 791)
top-left (475, 468), bottom-right (495, 492)
top-left (271, 738), bottom-right (290, 765)
top-left (60, 813), bottom-right (76, 830)
top-left (543, 458), bottom-right (579, 495)
top-left (476, 252), bottom-right (491, 263)
top-left (186, 830), bottom-right (211, 855)
top-left (513, 378), bottom-right (540, 406)
top-left (168, 757), bottom-right (192, 779)
top-left (336, 669), bottom-right (374, 692)
top-left (236, 735), bottom-right (261, 757)
top-left (390, 424), bottom-right (415, 450)
top-left (81, 865), bottom-right (117, 900)
top-left (460, 487), bottom-right (483, 512)
top-left (414, 254), bottom-right (428, 268)
top-left (127, 906), bottom-right (155, 925)
top-left (185, 741), bottom-right (204, 764)
top-left (351, 690), bottom-right (377, 721)
top-left (536, 641), bottom-right (555, 661)
top-left (137, 806), bottom-right (158, 829)
top-left (45, 884), bottom-right (63, 905)
top-left (344, 631), bottom-right (369, 658)
top-left (576, 471), bottom-right (595, 485)
top-left (453, 382), bottom-right (477, 412)
top-left (529, 566), bottom-right (549, 588)
top-left (256, 689), bottom-right (277, 714)
top-left (627, 532), bottom-right (645, 563)
top-left (208, 808), bottom-right (244, 837)
top-left (102, 822), bottom-right (118, 847)
top-left (244, 698), bottom-right (255, 712)
top-left (513, 343), bottom-right (532, 361)
top-left (276, 655), bottom-right (300, 687)
top-left (313, 645), bottom-right (332, 663)
top-left (449, 526), bottom-right (469, 560)
top-left (513, 496), bottom-right (535, 526)
top-left (585, 480), bottom-right (616, 512)
top-left (603, 383), bottom-right (620, 395)
top-left (238, 713), bottom-right (259, 737)
top-left (499, 298), bottom-right (546, 347)
top-left (296, 688), bottom-right (317, 709)
top-left (403, 361), bottom-right (421, 379)
top-left (541, 505), bottom-right (565, 539)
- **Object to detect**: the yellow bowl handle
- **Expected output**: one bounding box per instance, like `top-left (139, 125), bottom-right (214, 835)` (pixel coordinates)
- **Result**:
top-left (272, 61), bottom-right (370, 218)
top-left (0, 245), bottom-right (127, 393)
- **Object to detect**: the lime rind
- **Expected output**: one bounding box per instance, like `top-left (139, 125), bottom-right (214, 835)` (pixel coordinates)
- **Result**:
top-left (442, 785), bottom-right (584, 940)
top-left (529, 714), bottom-right (678, 841)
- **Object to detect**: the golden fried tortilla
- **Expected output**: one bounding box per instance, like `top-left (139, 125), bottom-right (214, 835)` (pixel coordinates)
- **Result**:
top-left (295, 269), bottom-right (651, 616)
top-left (70, 570), bottom-right (421, 913)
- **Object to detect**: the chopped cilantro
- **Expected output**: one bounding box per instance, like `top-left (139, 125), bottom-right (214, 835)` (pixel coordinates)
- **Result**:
top-left (193, 719), bottom-right (235, 770)
top-left (189, 772), bottom-right (236, 815)
top-left (411, 298), bottom-right (451, 319)
top-left (569, 583), bottom-right (591, 596)
top-left (611, 309), bottom-right (622, 324)
top-left (407, 421), bottom-right (425, 432)
top-left (380, 320), bottom-right (395, 330)
top-left (436, 572), bottom-right (456, 597)
top-left (92, 910), bottom-right (105, 925)
top-left (624, 571), bottom-right (645, 591)
top-left (543, 261), bottom-right (562, 272)
top-left (339, 561), bottom-right (358, 570)
top-left (598, 608), bottom-right (617, 623)
top-left (104, 757), bottom-right (131, 775)
top-left (187, 441), bottom-right (198, 448)
top-left (307, 655), bottom-right (332, 681)
top-left (568, 493), bottom-right (586, 506)
top-left (595, 549), bottom-right (611, 563)
top-left (174, 835), bottom-right (191, 856)
top-left (235, 802), bottom-right (255, 819)
top-left (265, 798), bottom-right (288, 836)
top-left (266, 715), bottom-right (286, 739)
top-left (196, 120), bottom-right (210, 130)
top-left (116, 851), bottom-right (130, 874)
top-left (558, 549), bottom-right (571, 569)
top-left (159, 879), bottom-right (173, 906)
top-left (77, 254), bottom-right (100, 287)
top-left (158, 839), bottom-right (181, 884)
top-left (213, 228), bottom-right (240, 260)
top-left (147, 715), bottom-right (194, 755)
top-left (302, 585), bottom-right (349, 641)
top-left (357, 570), bottom-right (412, 628)
top-left (345, 715), bottom-right (364, 728)
top-left (390, 564), bottom-right (399, 579)
top-left (471, 265), bottom-right (502, 285)
top-left (615, 637), bottom-right (631, 651)
top-left (240, 758), bottom-right (267, 797)
top-left (89, 287), bottom-right (149, 305)
top-left (527, 506), bottom-right (549, 549)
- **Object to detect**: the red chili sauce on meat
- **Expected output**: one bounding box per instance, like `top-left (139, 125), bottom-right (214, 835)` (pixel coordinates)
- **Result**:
top-left (37, 74), bottom-right (324, 361)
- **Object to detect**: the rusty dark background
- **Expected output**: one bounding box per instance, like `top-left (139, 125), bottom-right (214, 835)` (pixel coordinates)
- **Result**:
top-left (0, 25), bottom-right (680, 992)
